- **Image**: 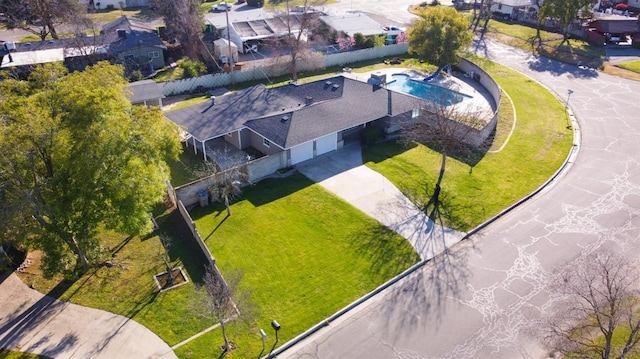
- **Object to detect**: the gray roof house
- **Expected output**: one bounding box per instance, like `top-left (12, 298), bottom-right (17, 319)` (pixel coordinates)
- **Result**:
top-left (164, 76), bottom-right (420, 166)
top-left (1, 16), bottom-right (164, 74)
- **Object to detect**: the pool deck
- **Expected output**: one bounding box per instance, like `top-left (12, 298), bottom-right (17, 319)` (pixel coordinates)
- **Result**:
top-left (342, 67), bottom-right (497, 124)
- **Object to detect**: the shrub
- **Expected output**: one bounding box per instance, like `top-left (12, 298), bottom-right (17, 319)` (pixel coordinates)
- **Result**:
top-left (353, 33), bottom-right (374, 49)
top-left (179, 59), bottom-right (207, 79)
top-left (129, 70), bottom-right (143, 82)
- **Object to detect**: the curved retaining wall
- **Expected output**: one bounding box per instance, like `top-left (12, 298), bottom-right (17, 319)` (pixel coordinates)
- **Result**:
top-left (456, 57), bottom-right (502, 148)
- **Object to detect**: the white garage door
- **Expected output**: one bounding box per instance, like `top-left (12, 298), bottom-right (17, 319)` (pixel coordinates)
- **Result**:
top-left (290, 141), bottom-right (314, 165)
top-left (315, 133), bottom-right (337, 156)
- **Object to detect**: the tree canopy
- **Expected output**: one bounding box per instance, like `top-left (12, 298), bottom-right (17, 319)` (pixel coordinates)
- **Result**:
top-left (408, 6), bottom-right (473, 67)
top-left (0, 0), bottom-right (90, 41)
top-left (539, 0), bottom-right (595, 40)
top-left (0, 62), bottom-right (181, 276)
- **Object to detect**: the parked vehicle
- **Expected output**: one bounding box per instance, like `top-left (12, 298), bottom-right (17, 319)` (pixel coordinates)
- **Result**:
top-left (212, 2), bottom-right (232, 11)
top-left (382, 25), bottom-right (406, 36)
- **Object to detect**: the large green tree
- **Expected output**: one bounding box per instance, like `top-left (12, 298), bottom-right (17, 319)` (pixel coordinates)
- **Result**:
top-left (408, 6), bottom-right (473, 67)
top-left (0, 62), bottom-right (181, 276)
top-left (539, 0), bottom-right (595, 40)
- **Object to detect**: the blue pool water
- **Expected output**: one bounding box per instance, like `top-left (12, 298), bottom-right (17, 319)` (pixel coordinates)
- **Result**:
top-left (385, 74), bottom-right (469, 106)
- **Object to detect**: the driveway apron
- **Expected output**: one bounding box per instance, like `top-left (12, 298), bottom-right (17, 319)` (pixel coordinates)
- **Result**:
top-left (297, 144), bottom-right (466, 261)
top-left (0, 273), bottom-right (177, 359)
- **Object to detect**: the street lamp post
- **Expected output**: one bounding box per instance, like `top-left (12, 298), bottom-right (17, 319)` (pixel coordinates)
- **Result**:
top-left (258, 329), bottom-right (267, 358)
top-left (566, 89), bottom-right (574, 129)
top-left (267, 320), bottom-right (281, 359)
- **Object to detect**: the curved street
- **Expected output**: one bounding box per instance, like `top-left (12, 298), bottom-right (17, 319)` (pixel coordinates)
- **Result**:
top-left (282, 38), bottom-right (640, 358)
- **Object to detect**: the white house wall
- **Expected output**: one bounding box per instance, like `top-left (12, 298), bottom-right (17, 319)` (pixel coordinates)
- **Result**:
top-left (290, 141), bottom-right (314, 165)
top-left (315, 133), bottom-right (337, 156)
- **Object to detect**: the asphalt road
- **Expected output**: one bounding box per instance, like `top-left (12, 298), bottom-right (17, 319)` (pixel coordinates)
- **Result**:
top-left (281, 38), bottom-right (640, 359)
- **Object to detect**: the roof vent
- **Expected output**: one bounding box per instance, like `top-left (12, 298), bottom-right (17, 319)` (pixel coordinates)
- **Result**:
top-left (332, 84), bottom-right (340, 89)
top-left (325, 80), bottom-right (332, 86)
top-left (305, 96), bottom-right (313, 105)
top-left (47, 40), bottom-right (54, 44)
top-left (210, 96), bottom-right (215, 105)
top-left (117, 29), bottom-right (127, 38)
top-left (4, 42), bottom-right (16, 51)
top-left (281, 116), bottom-right (289, 122)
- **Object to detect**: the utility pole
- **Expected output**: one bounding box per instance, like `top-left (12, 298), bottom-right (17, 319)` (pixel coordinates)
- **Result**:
top-left (225, 6), bottom-right (235, 85)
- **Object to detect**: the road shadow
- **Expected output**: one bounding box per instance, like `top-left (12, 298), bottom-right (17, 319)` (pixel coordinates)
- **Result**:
top-left (0, 287), bottom-right (76, 356)
top-left (528, 54), bottom-right (600, 79)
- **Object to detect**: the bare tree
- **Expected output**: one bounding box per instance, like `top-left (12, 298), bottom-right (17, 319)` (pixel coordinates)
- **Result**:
top-left (153, 0), bottom-right (203, 59)
top-left (269, 0), bottom-right (326, 81)
top-left (0, 0), bottom-right (90, 41)
top-left (399, 92), bottom-right (490, 221)
top-left (159, 232), bottom-right (174, 287)
top-left (192, 149), bottom-right (250, 217)
top-left (542, 249), bottom-right (640, 359)
top-left (194, 265), bottom-right (255, 357)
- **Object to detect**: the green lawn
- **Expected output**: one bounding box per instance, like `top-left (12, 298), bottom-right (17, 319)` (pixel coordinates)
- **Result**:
top-left (0, 350), bottom-right (51, 359)
top-left (175, 173), bottom-right (420, 358)
top-left (16, 211), bottom-right (213, 347)
top-left (363, 57), bottom-right (573, 231)
top-left (616, 60), bottom-right (640, 74)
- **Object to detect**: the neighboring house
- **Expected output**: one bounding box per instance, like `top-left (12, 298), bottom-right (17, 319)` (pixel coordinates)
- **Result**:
top-left (164, 76), bottom-right (419, 165)
top-left (127, 79), bottom-right (165, 107)
top-left (318, 13), bottom-right (385, 37)
top-left (491, 0), bottom-right (540, 19)
top-left (102, 16), bottom-right (166, 74)
top-left (1, 17), bottom-right (165, 74)
top-left (208, 13), bottom-right (309, 54)
top-left (586, 17), bottom-right (640, 45)
top-left (79, 0), bottom-right (150, 10)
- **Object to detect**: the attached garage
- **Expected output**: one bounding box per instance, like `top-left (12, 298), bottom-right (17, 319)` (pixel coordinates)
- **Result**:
top-left (315, 133), bottom-right (337, 156)
top-left (290, 141), bottom-right (314, 165)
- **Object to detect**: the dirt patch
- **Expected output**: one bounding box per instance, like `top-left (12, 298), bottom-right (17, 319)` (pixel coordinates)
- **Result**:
top-left (154, 267), bottom-right (189, 291)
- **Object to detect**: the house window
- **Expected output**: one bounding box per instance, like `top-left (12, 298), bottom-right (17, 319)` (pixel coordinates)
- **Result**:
top-left (412, 107), bottom-right (420, 119)
top-left (148, 51), bottom-right (160, 59)
top-left (263, 138), bottom-right (270, 148)
top-left (498, 4), bottom-right (502, 9)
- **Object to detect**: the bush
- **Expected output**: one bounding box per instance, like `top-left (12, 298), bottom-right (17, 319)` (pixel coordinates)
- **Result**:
top-left (360, 126), bottom-right (381, 146)
top-left (353, 33), bottom-right (375, 49)
top-left (129, 70), bottom-right (143, 82)
top-left (178, 59), bottom-right (207, 79)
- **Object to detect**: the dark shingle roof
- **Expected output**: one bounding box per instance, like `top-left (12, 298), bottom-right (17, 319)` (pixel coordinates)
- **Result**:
top-left (165, 76), bottom-right (420, 148)
top-left (246, 78), bottom-right (418, 148)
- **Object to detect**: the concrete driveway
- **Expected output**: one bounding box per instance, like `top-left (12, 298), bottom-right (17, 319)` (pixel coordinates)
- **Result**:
top-left (297, 144), bottom-right (465, 261)
top-left (0, 273), bottom-right (176, 359)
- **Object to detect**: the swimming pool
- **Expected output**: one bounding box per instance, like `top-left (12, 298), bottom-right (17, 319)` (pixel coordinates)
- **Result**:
top-left (385, 74), bottom-right (470, 106)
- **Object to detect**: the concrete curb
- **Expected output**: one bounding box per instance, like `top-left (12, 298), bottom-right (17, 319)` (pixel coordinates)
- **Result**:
top-left (271, 62), bottom-right (582, 359)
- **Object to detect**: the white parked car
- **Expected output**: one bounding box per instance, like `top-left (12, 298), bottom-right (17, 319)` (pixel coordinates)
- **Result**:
top-left (382, 26), bottom-right (406, 36)
top-left (212, 2), bottom-right (232, 11)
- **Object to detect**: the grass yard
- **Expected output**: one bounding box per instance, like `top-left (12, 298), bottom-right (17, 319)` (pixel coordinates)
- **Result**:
top-left (175, 173), bottom-right (420, 358)
top-left (16, 210), bottom-right (213, 347)
top-left (363, 56), bottom-right (573, 231)
top-left (616, 60), bottom-right (640, 74)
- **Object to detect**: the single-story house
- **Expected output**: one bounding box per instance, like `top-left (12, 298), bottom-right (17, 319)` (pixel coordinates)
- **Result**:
top-left (102, 16), bottom-right (166, 73)
top-left (587, 17), bottom-right (640, 44)
top-left (491, 0), bottom-right (540, 19)
top-left (318, 13), bottom-right (385, 37)
top-left (208, 14), bottom-right (309, 54)
top-left (1, 17), bottom-right (164, 74)
top-left (79, 0), bottom-right (150, 10)
top-left (164, 75), bottom-right (421, 165)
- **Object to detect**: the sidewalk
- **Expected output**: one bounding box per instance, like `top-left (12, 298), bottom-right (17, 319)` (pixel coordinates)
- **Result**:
top-left (297, 144), bottom-right (466, 261)
top-left (0, 273), bottom-right (177, 359)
